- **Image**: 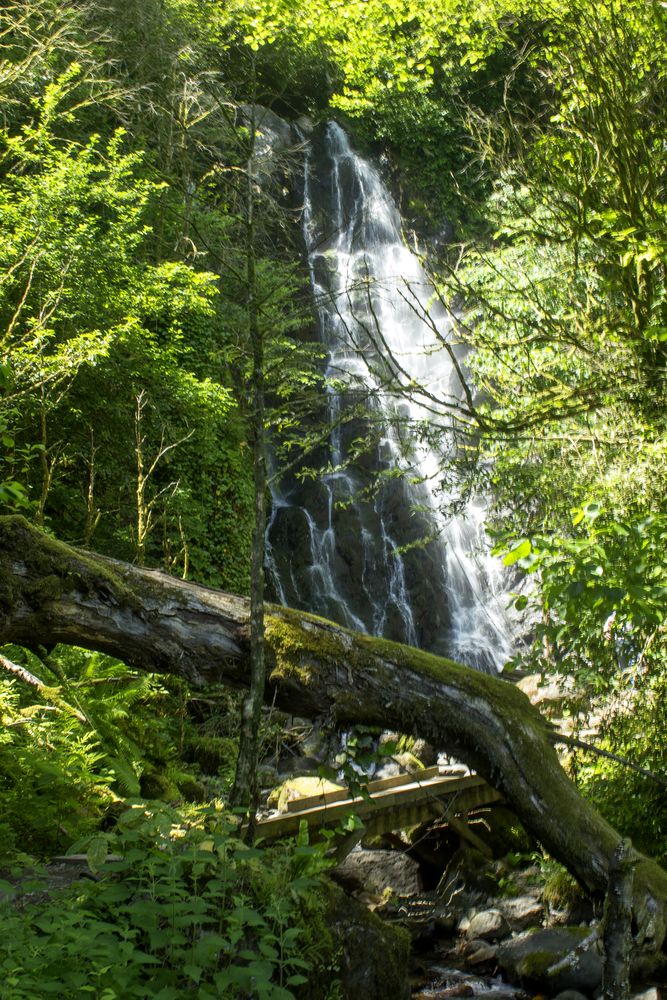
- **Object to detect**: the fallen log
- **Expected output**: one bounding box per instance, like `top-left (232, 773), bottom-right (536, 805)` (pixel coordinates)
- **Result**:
top-left (1, 514), bottom-right (666, 955)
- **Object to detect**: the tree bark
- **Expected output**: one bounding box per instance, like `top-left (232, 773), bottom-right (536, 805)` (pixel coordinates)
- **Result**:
top-left (1, 514), bottom-right (667, 955)
top-left (602, 838), bottom-right (636, 1000)
top-left (230, 97), bottom-right (266, 812)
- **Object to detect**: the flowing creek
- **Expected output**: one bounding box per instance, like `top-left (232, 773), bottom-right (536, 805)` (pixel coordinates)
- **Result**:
top-left (412, 965), bottom-right (528, 1000)
top-left (267, 121), bottom-right (518, 672)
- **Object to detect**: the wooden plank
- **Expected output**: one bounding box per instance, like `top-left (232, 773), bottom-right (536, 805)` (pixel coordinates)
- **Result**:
top-left (446, 814), bottom-right (494, 859)
top-left (367, 765), bottom-right (440, 793)
top-left (256, 774), bottom-right (500, 841)
top-left (285, 783), bottom-right (349, 812)
top-left (351, 773), bottom-right (483, 814)
top-left (285, 765), bottom-right (441, 813)
top-left (433, 783), bottom-right (504, 818)
top-left (362, 786), bottom-right (504, 839)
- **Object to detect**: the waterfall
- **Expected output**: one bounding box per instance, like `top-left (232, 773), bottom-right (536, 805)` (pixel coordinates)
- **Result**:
top-left (267, 122), bottom-right (516, 672)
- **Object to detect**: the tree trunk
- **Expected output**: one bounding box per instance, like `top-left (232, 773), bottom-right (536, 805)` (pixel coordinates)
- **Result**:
top-left (602, 839), bottom-right (636, 1000)
top-left (230, 103), bottom-right (266, 812)
top-left (1, 514), bottom-right (667, 956)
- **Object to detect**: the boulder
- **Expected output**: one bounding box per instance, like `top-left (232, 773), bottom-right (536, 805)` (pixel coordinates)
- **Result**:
top-left (256, 764), bottom-right (280, 789)
top-left (466, 908), bottom-right (511, 942)
top-left (465, 941), bottom-right (498, 967)
top-left (500, 894), bottom-right (544, 931)
top-left (374, 760), bottom-right (402, 780)
top-left (497, 926), bottom-right (602, 994)
top-left (373, 747), bottom-right (429, 780)
top-left (516, 673), bottom-right (572, 710)
top-left (299, 723), bottom-right (331, 761)
top-left (542, 867), bottom-right (593, 926)
top-left (394, 751), bottom-right (424, 774)
top-left (316, 881), bottom-right (411, 1000)
top-left (276, 755), bottom-right (322, 777)
top-left (378, 731), bottom-right (401, 750)
top-left (332, 848), bottom-right (421, 897)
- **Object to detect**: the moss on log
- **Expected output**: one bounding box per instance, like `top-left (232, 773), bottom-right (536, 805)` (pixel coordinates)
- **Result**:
top-left (1, 515), bottom-right (666, 955)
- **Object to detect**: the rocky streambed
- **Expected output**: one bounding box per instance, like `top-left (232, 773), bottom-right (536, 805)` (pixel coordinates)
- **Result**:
top-left (324, 841), bottom-right (666, 1000)
top-left (261, 713), bottom-right (666, 1000)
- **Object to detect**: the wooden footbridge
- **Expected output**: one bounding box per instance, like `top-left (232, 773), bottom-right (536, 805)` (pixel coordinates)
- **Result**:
top-left (255, 766), bottom-right (503, 855)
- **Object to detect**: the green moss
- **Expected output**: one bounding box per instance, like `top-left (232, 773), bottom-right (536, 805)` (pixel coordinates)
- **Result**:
top-left (175, 774), bottom-right (207, 803)
top-left (30, 574), bottom-right (65, 602)
top-left (183, 734), bottom-right (236, 775)
top-left (265, 613), bottom-right (331, 685)
top-left (301, 880), bottom-right (410, 1000)
top-left (542, 867), bottom-right (585, 910)
top-left (265, 606), bottom-right (535, 733)
top-left (139, 767), bottom-right (180, 801)
top-left (0, 515), bottom-right (163, 615)
top-left (512, 925), bottom-right (593, 982)
top-left (517, 949), bottom-right (557, 978)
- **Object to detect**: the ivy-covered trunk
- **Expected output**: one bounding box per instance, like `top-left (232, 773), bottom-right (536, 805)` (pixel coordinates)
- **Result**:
top-left (230, 108), bottom-right (267, 812)
top-left (2, 514), bottom-right (667, 961)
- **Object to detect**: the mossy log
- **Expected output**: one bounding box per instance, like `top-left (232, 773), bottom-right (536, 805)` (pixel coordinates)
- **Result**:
top-left (1, 515), bottom-right (667, 955)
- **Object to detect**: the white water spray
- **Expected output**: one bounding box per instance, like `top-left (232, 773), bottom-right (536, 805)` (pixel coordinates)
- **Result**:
top-left (268, 122), bottom-right (517, 672)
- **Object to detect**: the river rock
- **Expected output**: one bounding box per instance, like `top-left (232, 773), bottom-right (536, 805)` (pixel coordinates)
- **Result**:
top-left (466, 908), bottom-right (511, 941)
top-left (500, 894), bottom-right (544, 931)
top-left (497, 926), bottom-right (602, 993)
top-left (465, 941), bottom-right (498, 967)
top-left (332, 847), bottom-right (421, 896)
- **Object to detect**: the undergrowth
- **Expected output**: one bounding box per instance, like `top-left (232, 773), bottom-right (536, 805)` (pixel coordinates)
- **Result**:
top-left (0, 644), bottom-right (241, 857)
top-left (0, 802), bottom-right (333, 999)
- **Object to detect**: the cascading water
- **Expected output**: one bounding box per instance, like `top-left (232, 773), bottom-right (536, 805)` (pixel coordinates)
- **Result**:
top-left (266, 121), bottom-right (516, 672)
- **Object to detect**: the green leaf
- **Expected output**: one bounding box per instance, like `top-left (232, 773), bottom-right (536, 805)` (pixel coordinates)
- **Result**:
top-left (504, 539), bottom-right (532, 566)
top-left (287, 974), bottom-right (309, 986)
top-left (86, 835), bottom-right (110, 874)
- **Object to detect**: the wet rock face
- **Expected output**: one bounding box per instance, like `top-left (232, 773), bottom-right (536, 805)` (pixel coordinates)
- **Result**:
top-left (266, 120), bottom-right (516, 670)
top-left (266, 423), bottom-right (453, 649)
top-left (267, 495), bottom-right (452, 644)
